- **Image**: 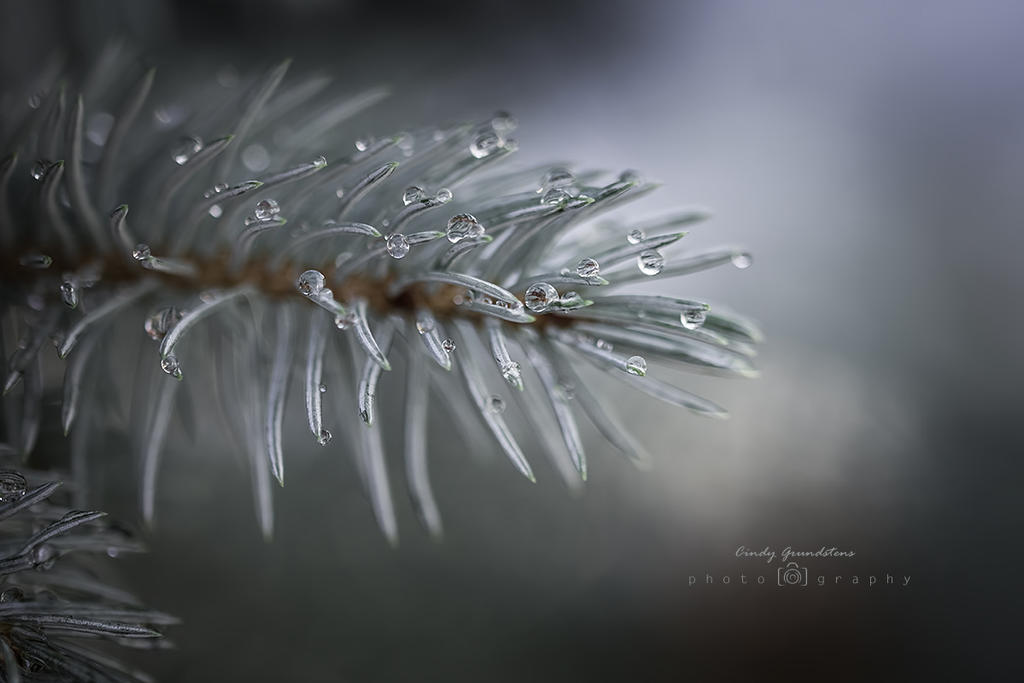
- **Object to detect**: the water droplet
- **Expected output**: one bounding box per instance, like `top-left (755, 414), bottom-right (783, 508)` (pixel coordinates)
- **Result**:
top-left (501, 362), bottom-right (521, 385)
top-left (59, 280), bottom-right (78, 308)
top-left (107, 547), bottom-right (120, 558)
top-left (254, 198), bottom-right (280, 221)
top-left (132, 243), bottom-right (151, 261)
top-left (30, 160), bottom-right (49, 180)
top-left (32, 545), bottom-right (57, 570)
top-left (441, 338), bottom-right (456, 353)
top-left (385, 233), bottom-right (410, 259)
top-left (214, 182), bottom-right (228, 193)
top-left (160, 355), bottom-right (182, 378)
top-left (470, 130), bottom-right (503, 159)
top-left (172, 136), bottom-right (203, 165)
top-left (627, 229), bottom-right (645, 244)
top-left (731, 253), bottom-right (752, 269)
top-left (242, 144), bottom-right (271, 172)
top-left (0, 470), bottom-right (27, 502)
top-left (541, 188), bottom-right (570, 206)
top-left (559, 291), bottom-right (585, 309)
top-left (334, 312), bottom-right (357, 330)
top-left (484, 395), bottom-right (505, 414)
top-left (145, 307), bottom-right (185, 342)
top-left (318, 429), bottom-right (332, 445)
top-left (524, 282), bottom-right (559, 312)
top-left (540, 167), bottom-right (575, 191)
top-left (355, 136), bottom-right (373, 152)
top-left (0, 587), bottom-right (24, 603)
top-left (403, 186), bottom-right (425, 206)
top-left (555, 382), bottom-right (576, 401)
top-left (28, 91), bottom-right (43, 109)
top-left (19, 252), bottom-right (52, 269)
top-left (319, 383), bottom-right (327, 393)
top-left (297, 270), bottom-right (326, 297)
top-left (416, 319), bottom-right (435, 334)
top-left (680, 308), bottom-right (707, 330)
top-left (575, 257), bottom-right (600, 278)
top-left (208, 204), bottom-right (223, 218)
top-left (595, 339), bottom-right (613, 351)
top-left (435, 187), bottom-right (453, 203)
top-left (625, 355), bottom-right (647, 376)
top-left (637, 249), bottom-right (664, 276)
top-left (446, 213), bottom-right (484, 243)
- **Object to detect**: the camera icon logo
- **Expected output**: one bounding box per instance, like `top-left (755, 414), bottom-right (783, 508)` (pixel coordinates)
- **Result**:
top-left (777, 561), bottom-right (809, 587)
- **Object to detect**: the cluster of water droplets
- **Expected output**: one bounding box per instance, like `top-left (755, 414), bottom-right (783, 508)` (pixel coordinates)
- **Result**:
top-left (445, 213), bottom-right (485, 243)
top-left (204, 182), bottom-right (229, 218)
top-left (538, 166), bottom-right (591, 207)
top-left (524, 280), bottom-right (589, 313)
top-left (623, 229), bottom-right (664, 276)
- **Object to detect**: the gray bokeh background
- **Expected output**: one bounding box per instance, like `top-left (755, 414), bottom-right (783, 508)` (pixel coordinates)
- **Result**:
top-left (4, 0), bottom-right (1022, 680)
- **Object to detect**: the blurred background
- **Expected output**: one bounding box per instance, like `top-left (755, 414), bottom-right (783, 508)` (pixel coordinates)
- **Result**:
top-left (3, 0), bottom-right (1023, 680)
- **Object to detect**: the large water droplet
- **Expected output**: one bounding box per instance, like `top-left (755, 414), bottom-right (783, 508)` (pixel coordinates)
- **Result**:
top-left (625, 355), bottom-right (647, 376)
top-left (627, 229), bottom-right (645, 245)
top-left (318, 429), bottom-right (332, 445)
top-left (435, 187), bottom-right (453, 203)
top-left (132, 243), bottom-right (151, 261)
top-left (172, 136), bottom-right (203, 165)
top-left (525, 282), bottom-right (559, 312)
top-left (731, 253), bottom-right (752, 269)
top-left (575, 257), bottom-right (600, 278)
top-left (485, 395), bottom-right (505, 414)
top-left (470, 130), bottom-right (503, 159)
top-left (297, 270), bottom-right (326, 297)
top-left (403, 186), bottom-right (425, 206)
top-left (446, 213), bottom-right (484, 243)
top-left (637, 249), bottom-right (664, 276)
top-left (441, 338), bottom-right (456, 353)
top-left (254, 198), bottom-right (280, 221)
top-left (0, 470), bottom-right (27, 502)
top-left (416, 319), bottom-right (435, 334)
top-left (680, 308), bottom-right (707, 330)
top-left (160, 355), bottom-right (182, 379)
top-left (208, 204), bottom-right (223, 218)
top-left (145, 307), bottom-right (185, 342)
top-left (355, 136), bottom-right (374, 152)
top-left (385, 233), bottom-right (410, 259)
top-left (541, 188), bottom-right (570, 206)
top-left (319, 383), bottom-right (327, 393)
top-left (59, 280), bottom-right (78, 308)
